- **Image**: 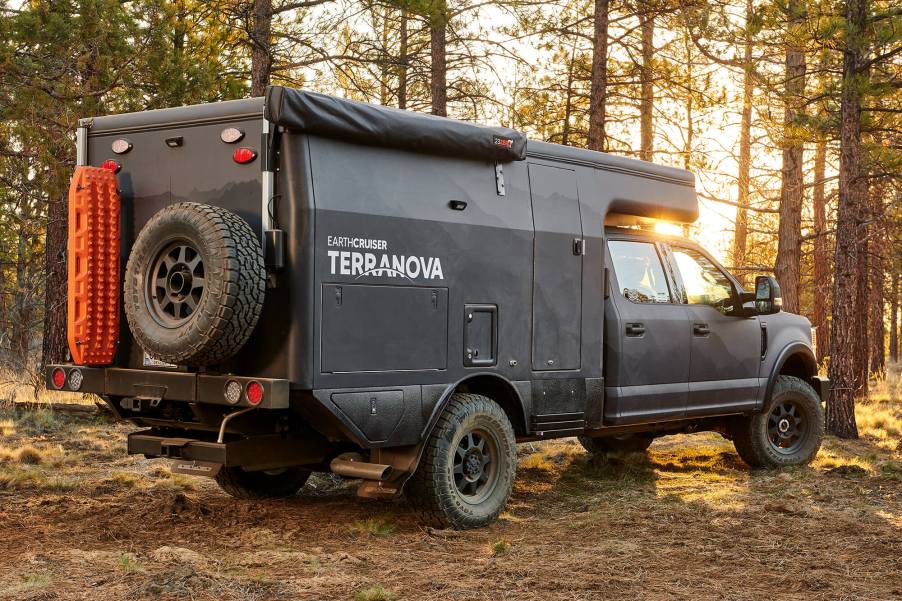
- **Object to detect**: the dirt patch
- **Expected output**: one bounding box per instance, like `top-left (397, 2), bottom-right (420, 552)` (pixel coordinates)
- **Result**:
top-left (0, 398), bottom-right (899, 600)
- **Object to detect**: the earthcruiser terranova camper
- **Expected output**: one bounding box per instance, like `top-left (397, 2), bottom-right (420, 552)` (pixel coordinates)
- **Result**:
top-left (48, 87), bottom-right (829, 529)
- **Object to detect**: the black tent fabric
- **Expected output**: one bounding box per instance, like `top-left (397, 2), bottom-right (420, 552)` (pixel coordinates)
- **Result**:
top-left (265, 86), bottom-right (527, 162)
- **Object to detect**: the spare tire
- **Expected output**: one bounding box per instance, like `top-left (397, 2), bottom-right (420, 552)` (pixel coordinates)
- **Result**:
top-left (124, 202), bottom-right (265, 366)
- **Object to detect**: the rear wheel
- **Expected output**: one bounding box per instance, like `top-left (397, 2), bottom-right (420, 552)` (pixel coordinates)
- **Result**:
top-left (730, 375), bottom-right (824, 468)
top-left (578, 433), bottom-right (654, 454)
top-left (407, 393), bottom-right (517, 529)
top-left (215, 466), bottom-right (311, 499)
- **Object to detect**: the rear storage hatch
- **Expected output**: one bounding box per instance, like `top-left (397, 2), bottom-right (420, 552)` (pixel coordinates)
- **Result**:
top-left (84, 99), bottom-right (289, 379)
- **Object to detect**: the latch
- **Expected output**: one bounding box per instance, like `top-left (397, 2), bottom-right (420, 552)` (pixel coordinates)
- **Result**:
top-left (573, 238), bottom-right (586, 256)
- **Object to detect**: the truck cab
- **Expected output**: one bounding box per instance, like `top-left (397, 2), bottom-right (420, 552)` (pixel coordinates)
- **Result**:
top-left (47, 87), bottom-right (829, 529)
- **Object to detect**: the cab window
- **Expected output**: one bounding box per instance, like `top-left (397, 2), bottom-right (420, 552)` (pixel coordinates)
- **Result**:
top-left (608, 240), bottom-right (672, 304)
top-left (671, 247), bottom-right (734, 307)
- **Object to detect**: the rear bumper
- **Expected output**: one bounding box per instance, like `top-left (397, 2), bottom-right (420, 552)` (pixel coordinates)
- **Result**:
top-left (811, 375), bottom-right (830, 404)
top-left (45, 364), bottom-right (289, 409)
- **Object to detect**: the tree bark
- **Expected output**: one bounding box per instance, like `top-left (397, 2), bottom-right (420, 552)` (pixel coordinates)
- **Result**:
top-left (639, 10), bottom-right (654, 161)
top-left (731, 0), bottom-right (754, 286)
top-left (773, 0), bottom-right (806, 315)
top-left (854, 207), bottom-right (869, 396)
top-left (430, 0), bottom-right (448, 117)
top-left (41, 193), bottom-right (68, 366)
top-left (827, 0), bottom-right (866, 439)
top-left (890, 270), bottom-right (899, 363)
top-left (587, 0), bottom-right (609, 151)
top-left (868, 187), bottom-right (885, 377)
top-left (251, 0), bottom-right (273, 97)
top-left (812, 139), bottom-right (830, 364)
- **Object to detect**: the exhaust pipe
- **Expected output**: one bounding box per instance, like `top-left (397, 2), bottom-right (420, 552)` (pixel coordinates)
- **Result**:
top-left (330, 453), bottom-right (393, 481)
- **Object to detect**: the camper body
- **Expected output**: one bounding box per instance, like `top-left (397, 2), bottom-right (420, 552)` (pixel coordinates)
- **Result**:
top-left (47, 88), bottom-right (828, 528)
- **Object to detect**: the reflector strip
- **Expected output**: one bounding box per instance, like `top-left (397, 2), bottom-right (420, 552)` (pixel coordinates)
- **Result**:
top-left (67, 166), bottom-right (121, 366)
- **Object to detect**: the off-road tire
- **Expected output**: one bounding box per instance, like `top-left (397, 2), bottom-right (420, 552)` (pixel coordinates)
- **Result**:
top-left (578, 433), bottom-right (654, 455)
top-left (215, 466), bottom-right (311, 499)
top-left (124, 202), bottom-right (265, 366)
top-left (407, 393), bottom-right (517, 529)
top-left (730, 375), bottom-right (824, 468)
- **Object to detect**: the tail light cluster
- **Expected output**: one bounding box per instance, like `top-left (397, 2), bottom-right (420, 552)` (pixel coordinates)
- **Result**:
top-left (223, 379), bottom-right (265, 406)
top-left (50, 367), bottom-right (83, 391)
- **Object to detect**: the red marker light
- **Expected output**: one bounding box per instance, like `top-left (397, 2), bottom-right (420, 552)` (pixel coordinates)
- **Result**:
top-left (51, 368), bottom-right (66, 389)
top-left (232, 147), bottom-right (257, 164)
top-left (245, 381), bottom-right (264, 405)
top-left (101, 159), bottom-right (121, 173)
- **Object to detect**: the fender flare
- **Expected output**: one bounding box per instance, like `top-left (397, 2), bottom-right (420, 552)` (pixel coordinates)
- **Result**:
top-left (763, 342), bottom-right (817, 406)
top-left (420, 372), bottom-right (529, 441)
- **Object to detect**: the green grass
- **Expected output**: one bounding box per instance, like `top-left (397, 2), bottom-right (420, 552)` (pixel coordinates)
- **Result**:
top-left (348, 517), bottom-right (396, 537)
top-left (354, 584), bottom-right (398, 601)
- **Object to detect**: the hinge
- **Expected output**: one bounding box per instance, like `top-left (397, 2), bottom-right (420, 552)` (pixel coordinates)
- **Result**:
top-left (494, 163), bottom-right (505, 196)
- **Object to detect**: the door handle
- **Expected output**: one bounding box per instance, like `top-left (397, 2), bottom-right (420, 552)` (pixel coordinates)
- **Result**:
top-left (626, 322), bottom-right (645, 336)
top-left (693, 322), bottom-right (710, 336)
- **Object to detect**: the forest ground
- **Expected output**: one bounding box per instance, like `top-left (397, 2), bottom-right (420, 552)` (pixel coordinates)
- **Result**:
top-left (0, 368), bottom-right (899, 601)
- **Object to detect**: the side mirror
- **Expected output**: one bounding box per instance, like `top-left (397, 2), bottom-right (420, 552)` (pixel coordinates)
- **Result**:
top-left (755, 275), bottom-right (782, 315)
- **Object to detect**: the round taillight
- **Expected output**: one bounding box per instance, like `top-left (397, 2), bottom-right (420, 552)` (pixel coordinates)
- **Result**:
top-left (245, 381), bottom-right (264, 406)
top-left (232, 147), bottom-right (257, 164)
top-left (67, 369), bottom-right (84, 391)
top-left (224, 380), bottom-right (242, 405)
top-left (220, 127), bottom-right (245, 144)
top-left (51, 368), bottom-right (66, 390)
top-left (101, 159), bottom-right (121, 173)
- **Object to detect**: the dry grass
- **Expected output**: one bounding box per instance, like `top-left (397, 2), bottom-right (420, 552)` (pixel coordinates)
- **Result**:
top-left (0, 365), bottom-right (898, 600)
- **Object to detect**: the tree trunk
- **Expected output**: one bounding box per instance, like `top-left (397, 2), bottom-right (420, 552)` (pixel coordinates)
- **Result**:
top-left (890, 271), bottom-right (899, 363)
top-left (868, 187), bottom-right (885, 377)
top-left (398, 10), bottom-right (408, 109)
top-left (854, 211), bottom-right (869, 396)
top-left (251, 0), bottom-right (273, 97)
top-left (812, 139), bottom-right (830, 364)
top-left (41, 193), bottom-right (68, 367)
top-left (732, 2), bottom-right (754, 285)
top-left (430, 0), bottom-right (448, 117)
top-left (774, 0), bottom-right (806, 315)
top-left (639, 10), bottom-right (654, 161)
top-left (587, 0), bottom-right (609, 151)
top-left (561, 42), bottom-right (577, 146)
top-left (827, 0), bottom-right (865, 439)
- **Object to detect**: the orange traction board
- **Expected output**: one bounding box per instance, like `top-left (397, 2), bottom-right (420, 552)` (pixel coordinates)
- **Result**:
top-left (67, 166), bottom-right (121, 365)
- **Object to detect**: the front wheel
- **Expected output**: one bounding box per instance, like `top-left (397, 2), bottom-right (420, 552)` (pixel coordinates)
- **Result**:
top-left (215, 466), bottom-right (311, 499)
top-left (407, 393), bottom-right (517, 529)
top-left (730, 375), bottom-right (824, 468)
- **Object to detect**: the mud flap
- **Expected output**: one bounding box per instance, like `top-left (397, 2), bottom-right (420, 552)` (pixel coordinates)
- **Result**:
top-left (355, 445), bottom-right (420, 500)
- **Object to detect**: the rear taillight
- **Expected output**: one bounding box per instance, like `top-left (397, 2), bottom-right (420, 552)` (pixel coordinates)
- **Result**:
top-left (51, 368), bottom-right (66, 389)
top-left (67, 369), bottom-right (83, 391)
top-left (224, 380), bottom-right (242, 405)
top-left (245, 381), bottom-right (264, 405)
top-left (101, 159), bottom-right (121, 173)
top-left (232, 147), bottom-right (257, 164)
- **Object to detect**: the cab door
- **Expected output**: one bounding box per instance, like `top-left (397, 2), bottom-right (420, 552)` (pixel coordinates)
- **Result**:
top-left (603, 238), bottom-right (690, 424)
top-left (665, 244), bottom-right (762, 416)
